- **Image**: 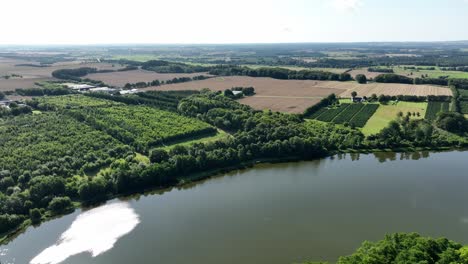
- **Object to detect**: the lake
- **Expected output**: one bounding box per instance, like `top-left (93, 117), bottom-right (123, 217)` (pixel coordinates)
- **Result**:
top-left (1, 150), bottom-right (467, 264)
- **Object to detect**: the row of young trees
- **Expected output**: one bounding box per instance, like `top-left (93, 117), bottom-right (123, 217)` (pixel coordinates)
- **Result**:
top-left (209, 65), bottom-right (352, 81)
top-left (374, 73), bottom-right (449, 86)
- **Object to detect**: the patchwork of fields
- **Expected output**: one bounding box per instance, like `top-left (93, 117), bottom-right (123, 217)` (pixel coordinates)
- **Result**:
top-left (0, 57), bottom-right (124, 91)
top-left (146, 76), bottom-right (451, 113)
top-left (148, 76), bottom-right (345, 113)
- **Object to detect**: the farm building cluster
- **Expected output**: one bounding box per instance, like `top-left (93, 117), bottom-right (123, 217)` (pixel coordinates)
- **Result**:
top-left (62, 83), bottom-right (140, 95)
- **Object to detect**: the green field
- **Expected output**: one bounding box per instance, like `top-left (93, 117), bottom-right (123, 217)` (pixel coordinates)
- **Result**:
top-left (312, 103), bottom-right (379, 128)
top-left (362, 101), bottom-right (428, 135)
top-left (425, 101), bottom-right (450, 120)
top-left (393, 66), bottom-right (468, 79)
top-left (160, 129), bottom-right (231, 151)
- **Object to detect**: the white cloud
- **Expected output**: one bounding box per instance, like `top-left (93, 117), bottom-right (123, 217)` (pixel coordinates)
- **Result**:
top-left (30, 202), bottom-right (140, 264)
top-left (332, 0), bottom-right (363, 11)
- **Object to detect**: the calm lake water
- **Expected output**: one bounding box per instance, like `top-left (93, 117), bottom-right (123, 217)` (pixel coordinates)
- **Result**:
top-left (1, 151), bottom-right (468, 264)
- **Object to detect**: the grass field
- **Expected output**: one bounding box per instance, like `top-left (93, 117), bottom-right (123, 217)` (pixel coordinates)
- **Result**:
top-left (160, 129), bottom-right (231, 150)
top-left (371, 66), bottom-right (468, 79)
top-left (362, 101), bottom-right (427, 135)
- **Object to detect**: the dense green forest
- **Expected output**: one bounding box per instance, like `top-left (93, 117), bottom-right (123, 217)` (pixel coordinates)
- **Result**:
top-left (0, 91), bottom-right (467, 240)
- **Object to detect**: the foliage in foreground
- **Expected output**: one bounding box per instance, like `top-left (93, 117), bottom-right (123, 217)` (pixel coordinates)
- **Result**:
top-left (337, 233), bottom-right (468, 264)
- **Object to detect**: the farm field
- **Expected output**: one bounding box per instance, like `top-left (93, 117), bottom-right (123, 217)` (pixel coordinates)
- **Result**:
top-left (146, 76), bottom-right (451, 113)
top-left (85, 69), bottom-right (212, 87)
top-left (0, 57), bottom-right (124, 91)
top-left (147, 76), bottom-right (346, 113)
top-left (362, 101), bottom-right (428, 135)
top-left (425, 101), bottom-right (450, 120)
top-left (337, 82), bottom-right (452, 98)
top-left (238, 96), bottom-right (322, 113)
top-left (394, 67), bottom-right (468, 79)
top-left (312, 103), bottom-right (379, 127)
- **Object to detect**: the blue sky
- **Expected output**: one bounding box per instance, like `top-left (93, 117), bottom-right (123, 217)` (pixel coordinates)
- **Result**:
top-left (1, 0), bottom-right (467, 44)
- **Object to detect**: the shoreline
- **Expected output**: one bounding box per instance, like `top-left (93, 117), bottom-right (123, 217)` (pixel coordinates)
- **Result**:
top-left (1, 146), bottom-right (466, 245)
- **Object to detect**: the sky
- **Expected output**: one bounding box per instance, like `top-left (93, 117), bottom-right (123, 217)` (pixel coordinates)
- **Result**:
top-left (1, 0), bottom-right (468, 45)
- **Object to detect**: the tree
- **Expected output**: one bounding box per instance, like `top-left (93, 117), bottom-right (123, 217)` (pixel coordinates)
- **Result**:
top-left (224, 89), bottom-right (234, 97)
top-left (149, 149), bottom-right (169, 163)
top-left (355, 74), bottom-right (367, 84)
top-left (338, 233), bottom-right (465, 264)
top-left (29, 208), bottom-right (42, 224)
top-left (48, 196), bottom-right (72, 214)
top-left (435, 112), bottom-right (468, 134)
top-left (0, 91), bottom-right (5, 100)
top-left (351, 91), bottom-right (358, 98)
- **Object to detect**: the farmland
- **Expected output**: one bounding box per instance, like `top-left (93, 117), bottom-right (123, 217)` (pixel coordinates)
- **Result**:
top-left (85, 69), bottom-right (212, 87)
top-left (238, 96), bottom-right (322, 113)
top-left (362, 102), bottom-right (428, 135)
top-left (147, 76), bottom-right (346, 113)
top-left (393, 66), bottom-right (468, 79)
top-left (312, 103), bottom-right (379, 127)
top-left (37, 95), bottom-right (216, 152)
top-left (144, 76), bottom-right (451, 113)
top-left (0, 56), bottom-right (124, 91)
top-left (425, 101), bottom-right (450, 120)
top-left (337, 82), bottom-right (452, 98)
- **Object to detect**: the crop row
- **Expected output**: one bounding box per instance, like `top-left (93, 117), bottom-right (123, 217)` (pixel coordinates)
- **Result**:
top-left (460, 101), bottom-right (468, 114)
top-left (316, 104), bottom-right (350, 122)
top-left (425, 101), bottom-right (449, 120)
top-left (333, 104), bottom-right (365, 124)
top-left (349, 104), bottom-right (380, 127)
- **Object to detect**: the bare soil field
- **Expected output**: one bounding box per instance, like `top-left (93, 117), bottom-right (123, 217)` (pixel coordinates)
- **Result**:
top-left (148, 76), bottom-right (346, 97)
top-left (0, 78), bottom-right (52, 91)
top-left (0, 57), bottom-right (124, 90)
top-left (337, 82), bottom-right (452, 98)
top-left (238, 96), bottom-right (322, 113)
top-left (145, 76), bottom-right (450, 113)
top-left (85, 69), bottom-right (212, 87)
top-left (145, 76), bottom-right (345, 113)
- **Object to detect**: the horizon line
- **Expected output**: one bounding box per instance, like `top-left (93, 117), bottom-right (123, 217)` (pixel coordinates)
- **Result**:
top-left (1, 40), bottom-right (468, 47)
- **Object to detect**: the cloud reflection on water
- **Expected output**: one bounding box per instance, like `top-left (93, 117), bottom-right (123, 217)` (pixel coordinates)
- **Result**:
top-left (30, 201), bottom-right (140, 264)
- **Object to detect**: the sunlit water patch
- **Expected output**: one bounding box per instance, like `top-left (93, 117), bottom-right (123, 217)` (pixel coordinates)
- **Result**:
top-left (30, 202), bottom-right (140, 264)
